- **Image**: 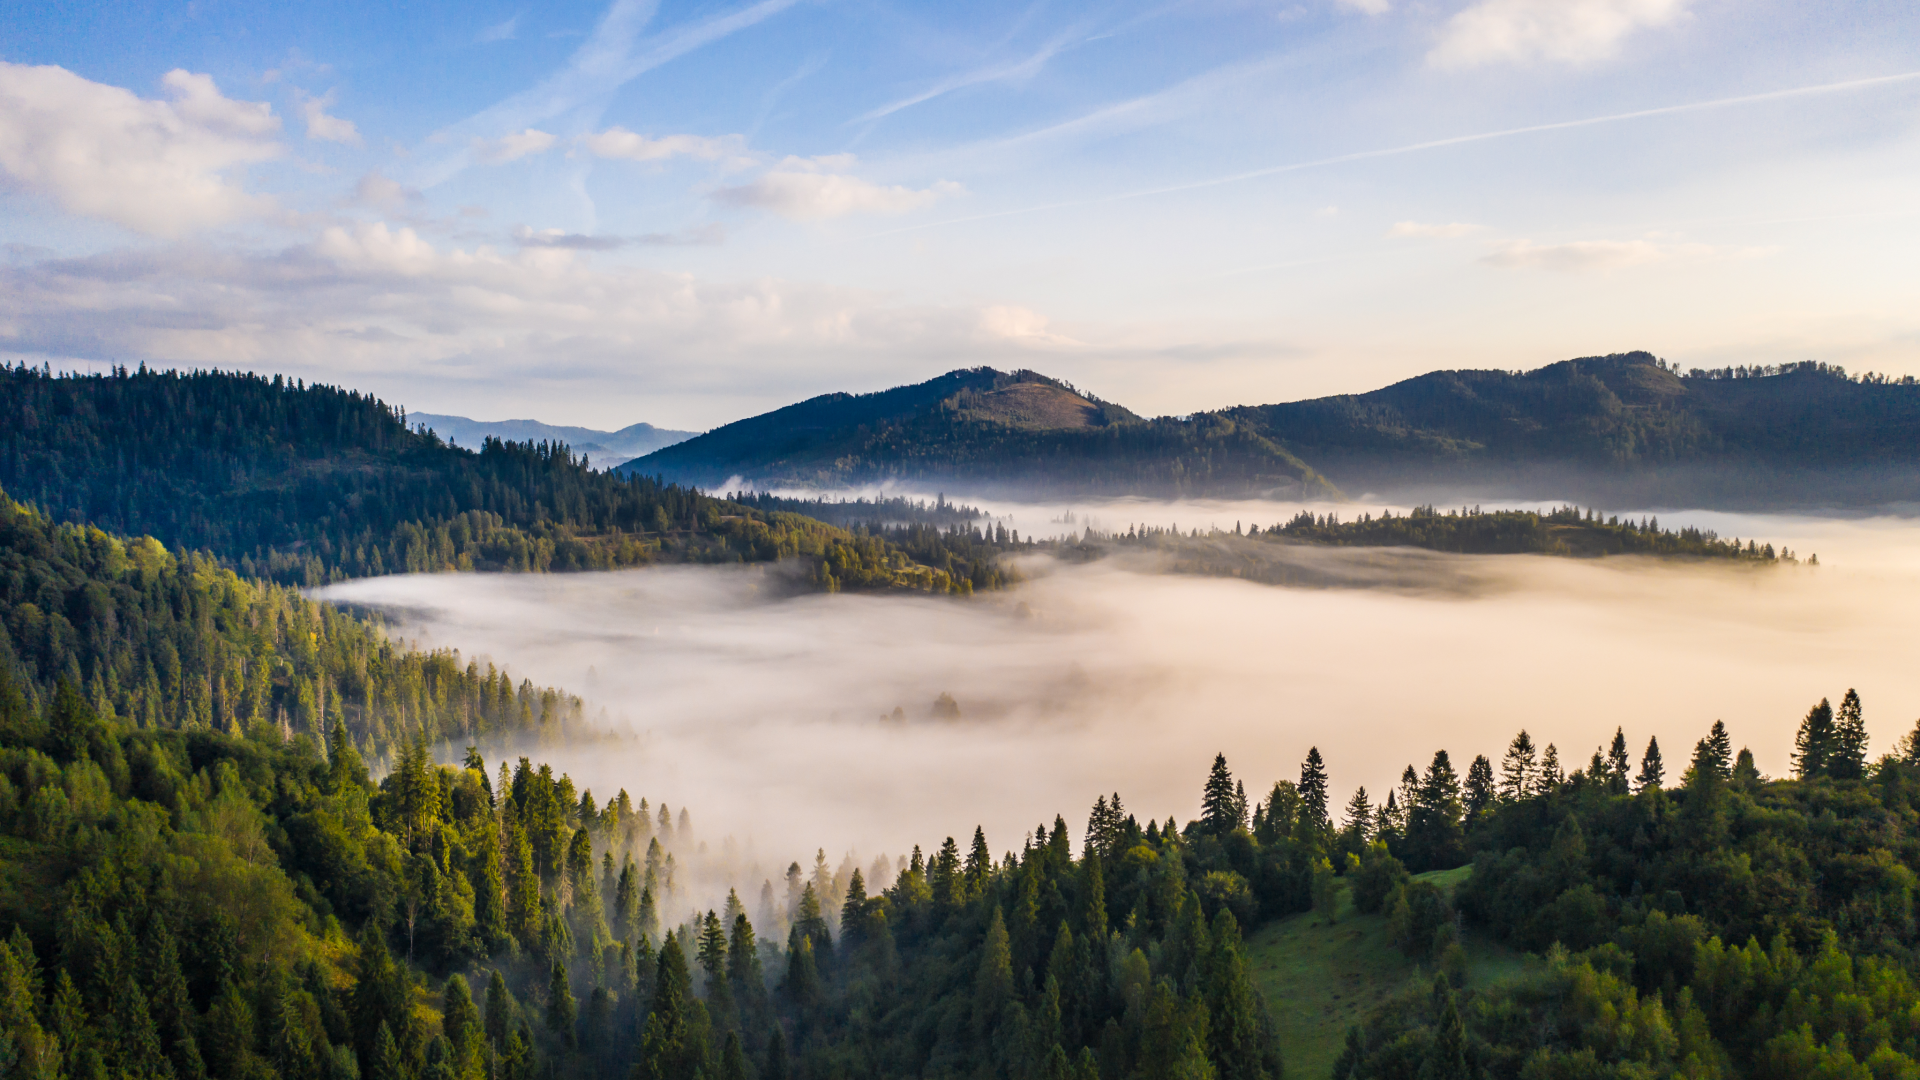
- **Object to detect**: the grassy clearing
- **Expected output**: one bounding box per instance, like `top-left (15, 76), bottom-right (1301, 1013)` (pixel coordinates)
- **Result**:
top-left (1244, 867), bottom-right (1529, 1080)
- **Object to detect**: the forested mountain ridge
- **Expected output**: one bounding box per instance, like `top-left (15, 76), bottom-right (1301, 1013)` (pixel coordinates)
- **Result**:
top-left (0, 487), bottom-right (583, 766)
top-left (1227, 352), bottom-right (1920, 507)
top-left (408, 414), bottom-right (695, 462)
top-left (623, 368), bottom-right (1340, 500)
top-left (0, 364), bottom-right (973, 594)
top-left (628, 354), bottom-right (1920, 508)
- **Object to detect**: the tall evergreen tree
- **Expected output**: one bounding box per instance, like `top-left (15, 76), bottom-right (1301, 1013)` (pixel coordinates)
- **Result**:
top-left (1534, 744), bottom-right (1563, 796)
top-left (1201, 754), bottom-right (1241, 835)
top-left (1794, 699), bottom-right (1835, 779)
top-left (1500, 730), bottom-right (1536, 801)
top-left (545, 962), bottom-right (575, 1048)
top-left (1463, 756), bottom-right (1495, 820)
top-left (635, 936), bottom-right (708, 1080)
top-left (1704, 720), bottom-right (1733, 779)
top-left (1637, 737), bottom-right (1666, 792)
top-left (1298, 748), bottom-right (1330, 830)
top-left (1831, 690), bottom-right (1867, 780)
top-left (1606, 728), bottom-right (1632, 793)
top-left (1205, 910), bottom-right (1275, 1080)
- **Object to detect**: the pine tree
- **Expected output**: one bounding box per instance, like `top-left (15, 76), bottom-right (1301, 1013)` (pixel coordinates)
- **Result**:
top-left (1831, 689), bottom-right (1867, 781)
top-left (1205, 909), bottom-right (1274, 1080)
top-left (1606, 728), bottom-right (1632, 794)
top-left (718, 1032), bottom-right (750, 1080)
top-left (636, 936), bottom-right (709, 1080)
top-left (1081, 850), bottom-right (1108, 939)
top-left (1201, 754), bottom-right (1241, 835)
top-left (1342, 787), bottom-right (1374, 846)
top-left (1408, 751), bottom-right (1465, 872)
top-left (1534, 744), bottom-right (1562, 797)
top-left (545, 961), bottom-right (575, 1047)
top-left (1794, 699), bottom-right (1835, 779)
top-left (973, 907), bottom-right (1014, 1043)
top-left (966, 826), bottom-right (993, 896)
top-left (1637, 737), bottom-right (1666, 792)
top-left (727, 914), bottom-right (766, 1029)
top-left (484, 971), bottom-right (514, 1048)
top-left (1500, 730), bottom-right (1536, 801)
top-left (614, 858), bottom-right (639, 943)
top-left (1463, 756), bottom-right (1494, 819)
top-left (1298, 748), bottom-right (1330, 830)
top-left (1704, 720), bottom-right (1733, 779)
top-left (1733, 747), bottom-right (1762, 787)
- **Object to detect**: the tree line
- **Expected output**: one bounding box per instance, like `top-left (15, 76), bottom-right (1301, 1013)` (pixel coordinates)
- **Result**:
top-left (0, 365), bottom-right (966, 594)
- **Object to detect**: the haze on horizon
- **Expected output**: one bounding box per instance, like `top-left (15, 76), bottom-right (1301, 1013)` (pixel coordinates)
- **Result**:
top-left (4, 0), bottom-right (1920, 431)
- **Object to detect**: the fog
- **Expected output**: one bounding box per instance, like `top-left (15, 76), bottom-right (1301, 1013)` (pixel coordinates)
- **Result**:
top-left (315, 501), bottom-right (1920, 902)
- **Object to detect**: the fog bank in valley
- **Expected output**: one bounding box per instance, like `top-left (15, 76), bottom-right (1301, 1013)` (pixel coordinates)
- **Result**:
top-left (316, 508), bottom-right (1920, 902)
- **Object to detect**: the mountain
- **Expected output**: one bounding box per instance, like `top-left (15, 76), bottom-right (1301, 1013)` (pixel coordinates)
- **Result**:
top-left (0, 364), bottom-right (976, 593)
top-left (409, 412), bottom-right (695, 462)
top-left (621, 368), bottom-right (1341, 499)
top-left (628, 354), bottom-right (1920, 510)
top-left (1231, 351), bottom-right (1920, 508)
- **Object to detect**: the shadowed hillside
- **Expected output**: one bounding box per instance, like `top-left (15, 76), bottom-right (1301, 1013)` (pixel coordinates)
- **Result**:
top-left (623, 368), bottom-right (1339, 499)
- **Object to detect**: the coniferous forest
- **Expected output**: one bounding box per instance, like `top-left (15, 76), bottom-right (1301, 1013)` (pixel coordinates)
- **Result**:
top-left (5, 361), bottom-right (1920, 1080)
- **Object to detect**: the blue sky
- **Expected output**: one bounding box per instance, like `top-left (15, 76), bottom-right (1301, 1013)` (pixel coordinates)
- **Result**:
top-left (3, 0), bottom-right (1918, 428)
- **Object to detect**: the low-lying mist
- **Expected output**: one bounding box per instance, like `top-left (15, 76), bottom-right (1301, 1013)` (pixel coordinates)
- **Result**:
top-left (315, 504), bottom-right (1920, 911)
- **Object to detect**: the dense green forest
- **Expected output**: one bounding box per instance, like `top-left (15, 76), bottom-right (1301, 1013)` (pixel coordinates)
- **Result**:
top-left (627, 370), bottom-right (1338, 500)
top-left (1255, 504), bottom-right (1802, 561)
top-left (622, 354), bottom-right (1920, 507)
top-left (0, 365), bottom-right (970, 595)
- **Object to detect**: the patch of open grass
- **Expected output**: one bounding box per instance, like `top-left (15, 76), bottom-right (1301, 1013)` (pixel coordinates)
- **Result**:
top-left (1243, 867), bottom-right (1528, 1080)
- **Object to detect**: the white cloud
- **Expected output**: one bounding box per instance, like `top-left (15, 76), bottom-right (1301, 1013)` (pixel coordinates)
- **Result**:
top-left (0, 226), bottom-right (1059, 401)
top-left (712, 157), bottom-right (963, 220)
top-left (577, 127), bottom-right (747, 165)
top-left (471, 128), bottom-right (556, 165)
top-left (1480, 237), bottom-right (1723, 271)
top-left (0, 63), bottom-right (281, 237)
top-left (1389, 221), bottom-right (1480, 238)
top-left (1336, 0), bottom-right (1391, 15)
top-left (353, 171), bottom-right (421, 209)
top-left (477, 15), bottom-right (520, 43)
top-left (1429, 0), bottom-right (1688, 69)
top-left (297, 89), bottom-right (363, 145)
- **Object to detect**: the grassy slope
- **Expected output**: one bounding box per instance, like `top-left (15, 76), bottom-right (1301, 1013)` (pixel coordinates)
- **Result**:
top-left (1244, 867), bottom-right (1530, 1080)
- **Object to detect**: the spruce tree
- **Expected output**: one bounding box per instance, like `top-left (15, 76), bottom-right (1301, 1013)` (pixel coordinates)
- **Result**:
top-left (545, 961), bottom-right (575, 1047)
top-left (1298, 748), bottom-right (1330, 830)
top-left (1081, 851), bottom-right (1108, 939)
top-left (1794, 699), bottom-right (1835, 779)
top-left (1202, 754), bottom-right (1241, 835)
top-left (1424, 974), bottom-right (1471, 1080)
top-left (1733, 747), bottom-right (1762, 788)
top-left (1704, 720), bottom-right (1733, 779)
top-left (1637, 737), bottom-right (1666, 792)
top-left (636, 936), bottom-right (709, 1080)
top-left (973, 908), bottom-right (1014, 1044)
top-left (1463, 756), bottom-right (1495, 819)
top-left (1607, 728), bottom-right (1632, 793)
top-left (1342, 787), bottom-right (1374, 846)
top-left (1534, 744), bottom-right (1563, 797)
top-left (1206, 909), bottom-right (1274, 1080)
top-left (966, 826), bottom-right (993, 896)
top-left (1831, 689), bottom-right (1867, 781)
top-left (1500, 730), bottom-right (1536, 801)
top-left (484, 971), bottom-right (513, 1049)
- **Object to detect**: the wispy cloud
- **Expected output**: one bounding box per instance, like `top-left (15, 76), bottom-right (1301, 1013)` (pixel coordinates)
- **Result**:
top-left (471, 129), bottom-right (557, 164)
top-left (477, 14), bottom-right (521, 43)
top-left (1480, 237), bottom-right (1770, 271)
top-left (297, 89), bottom-right (362, 145)
top-left (417, 0), bottom-right (802, 187)
top-left (511, 223), bottom-right (725, 248)
top-left (860, 68), bottom-right (1920, 240)
top-left (1389, 221), bottom-right (1479, 238)
top-left (0, 63), bottom-right (282, 237)
top-left (577, 128), bottom-right (749, 165)
top-left (712, 157), bottom-right (963, 220)
top-left (853, 29), bottom-right (1083, 124)
top-left (1430, 0), bottom-right (1689, 69)
top-left (355, 171), bottom-right (422, 208)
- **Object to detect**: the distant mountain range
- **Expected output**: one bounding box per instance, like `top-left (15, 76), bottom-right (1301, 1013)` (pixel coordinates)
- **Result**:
top-left (410, 412), bottom-right (695, 463)
top-left (618, 353), bottom-right (1920, 509)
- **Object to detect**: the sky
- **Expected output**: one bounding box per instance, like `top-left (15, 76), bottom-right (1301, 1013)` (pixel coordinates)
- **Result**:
top-left (3, 0), bottom-right (1918, 430)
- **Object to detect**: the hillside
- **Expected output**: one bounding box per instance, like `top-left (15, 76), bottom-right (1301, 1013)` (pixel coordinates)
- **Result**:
top-left (1232, 352), bottom-right (1920, 508)
top-left (628, 354), bottom-right (1920, 509)
top-left (0, 364), bottom-right (973, 594)
top-left (622, 368), bottom-right (1340, 500)
top-left (410, 413), bottom-right (695, 461)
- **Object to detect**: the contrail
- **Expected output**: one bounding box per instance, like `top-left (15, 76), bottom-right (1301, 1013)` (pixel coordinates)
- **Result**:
top-left (856, 68), bottom-right (1920, 240)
